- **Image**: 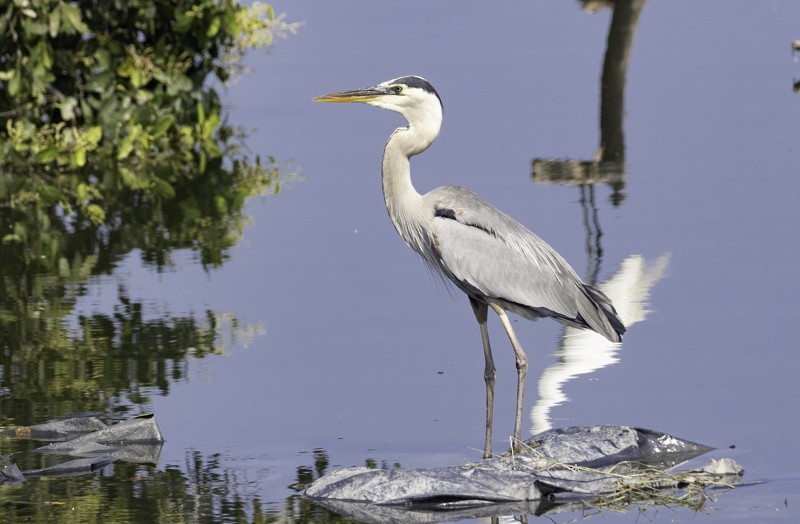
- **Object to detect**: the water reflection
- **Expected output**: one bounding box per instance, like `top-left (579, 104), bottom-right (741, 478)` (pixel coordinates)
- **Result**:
top-left (533, 0), bottom-right (648, 206)
top-left (531, 253), bottom-right (669, 434)
top-left (286, 449), bottom-right (372, 523)
top-left (298, 445), bottom-right (732, 523)
top-left (596, 0), bottom-right (647, 164)
top-left (0, 449), bottom-right (281, 524)
top-left (0, 89), bottom-right (280, 522)
top-left (0, 119), bottom-right (279, 414)
top-left (793, 39), bottom-right (800, 91)
top-left (526, 0), bottom-right (673, 436)
top-left (0, 285), bottom-right (258, 423)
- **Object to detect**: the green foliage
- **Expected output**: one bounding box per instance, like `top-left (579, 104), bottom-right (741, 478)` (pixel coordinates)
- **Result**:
top-left (0, 283), bottom-right (263, 423)
top-left (0, 449), bottom-right (283, 523)
top-left (0, 0), bottom-right (295, 425)
top-left (0, 3), bottom-right (298, 520)
top-left (0, 0), bottom-right (296, 234)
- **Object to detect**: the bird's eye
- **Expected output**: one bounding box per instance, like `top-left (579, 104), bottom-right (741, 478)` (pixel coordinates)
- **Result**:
top-left (393, 85), bottom-right (403, 94)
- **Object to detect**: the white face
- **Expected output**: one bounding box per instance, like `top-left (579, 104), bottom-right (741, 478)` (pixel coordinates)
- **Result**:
top-left (314, 76), bottom-right (443, 137)
top-left (367, 80), bottom-right (423, 112)
top-left (366, 80), bottom-right (443, 132)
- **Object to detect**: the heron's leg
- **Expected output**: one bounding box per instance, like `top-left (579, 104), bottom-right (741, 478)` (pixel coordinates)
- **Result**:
top-left (469, 297), bottom-right (495, 459)
top-left (489, 303), bottom-right (528, 453)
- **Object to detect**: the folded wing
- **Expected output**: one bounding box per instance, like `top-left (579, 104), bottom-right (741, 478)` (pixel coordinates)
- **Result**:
top-left (424, 185), bottom-right (624, 342)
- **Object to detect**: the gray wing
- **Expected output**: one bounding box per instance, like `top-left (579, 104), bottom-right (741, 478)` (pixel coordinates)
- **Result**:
top-left (423, 185), bottom-right (624, 342)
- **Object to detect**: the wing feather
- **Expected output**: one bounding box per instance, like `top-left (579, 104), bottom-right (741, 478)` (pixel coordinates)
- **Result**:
top-left (423, 185), bottom-right (624, 341)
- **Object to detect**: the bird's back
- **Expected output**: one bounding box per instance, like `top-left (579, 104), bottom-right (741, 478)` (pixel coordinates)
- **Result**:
top-left (421, 185), bottom-right (625, 342)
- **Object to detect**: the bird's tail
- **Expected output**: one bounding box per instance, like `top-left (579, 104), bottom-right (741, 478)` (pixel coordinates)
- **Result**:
top-left (580, 284), bottom-right (626, 343)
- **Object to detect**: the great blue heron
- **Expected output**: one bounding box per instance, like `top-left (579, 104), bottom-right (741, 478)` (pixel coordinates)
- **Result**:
top-left (314, 75), bottom-right (626, 458)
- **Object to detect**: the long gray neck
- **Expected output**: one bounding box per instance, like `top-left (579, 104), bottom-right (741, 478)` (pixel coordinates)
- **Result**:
top-left (381, 126), bottom-right (432, 255)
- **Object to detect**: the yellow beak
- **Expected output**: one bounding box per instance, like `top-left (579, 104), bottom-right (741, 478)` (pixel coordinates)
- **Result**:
top-left (313, 86), bottom-right (387, 103)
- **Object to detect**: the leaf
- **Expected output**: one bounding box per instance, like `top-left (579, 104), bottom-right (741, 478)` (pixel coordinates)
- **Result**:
top-left (119, 166), bottom-right (137, 188)
top-left (151, 115), bottom-right (175, 138)
top-left (116, 58), bottom-right (135, 78)
top-left (179, 125), bottom-right (194, 148)
top-left (117, 135), bottom-right (135, 160)
top-left (86, 70), bottom-right (113, 93)
top-left (71, 147), bottom-right (87, 167)
top-left (48, 4), bottom-right (60, 37)
top-left (207, 16), bottom-right (221, 37)
top-left (38, 184), bottom-right (60, 204)
top-left (106, 40), bottom-right (123, 56)
top-left (82, 126), bottom-right (103, 147)
top-left (13, 222), bottom-right (28, 242)
top-left (204, 141), bottom-right (222, 158)
top-left (35, 147), bottom-right (60, 164)
top-left (171, 74), bottom-right (193, 91)
top-left (173, 9), bottom-right (192, 33)
top-left (203, 112), bottom-right (222, 139)
top-left (24, 19), bottom-right (49, 36)
top-left (80, 98), bottom-right (93, 121)
top-left (214, 195), bottom-right (228, 214)
top-left (152, 178), bottom-right (175, 198)
top-left (7, 70), bottom-right (20, 96)
top-left (85, 204), bottom-right (106, 225)
top-left (0, 4), bottom-right (12, 35)
top-left (196, 102), bottom-right (206, 124)
top-left (93, 48), bottom-right (111, 69)
top-left (117, 57), bottom-right (144, 87)
top-left (61, 3), bottom-right (89, 34)
top-left (59, 96), bottom-right (78, 120)
top-left (36, 40), bottom-right (53, 69)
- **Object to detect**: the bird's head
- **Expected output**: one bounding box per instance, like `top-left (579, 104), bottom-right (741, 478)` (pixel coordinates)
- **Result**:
top-left (314, 75), bottom-right (443, 133)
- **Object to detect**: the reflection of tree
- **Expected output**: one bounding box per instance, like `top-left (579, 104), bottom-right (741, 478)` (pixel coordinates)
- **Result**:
top-left (0, 450), bottom-right (281, 524)
top-left (527, 0), bottom-right (648, 309)
top-left (1, 98), bottom-right (278, 426)
top-left (0, 154), bottom-right (275, 425)
top-left (286, 449), bottom-right (398, 523)
top-left (598, 0), bottom-right (647, 164)
top-left (793, 40), bottom-right (800, 91)
top-left (286, 449), bottom-right (347, 523)
top-left (0, 286), bottom-right (261, 427)
top-left (526, 0), bottom-right (669, 442)
top-left (0, 446), bottom-right (393, 523)
top-left (1, 150), bottom-right (281, 274)
top-left (532, 0), bottom-right (648, 206)
top-left (579, 184), bottom-right (604, 284)
top-left (0, 3), bottom-right (288, 521)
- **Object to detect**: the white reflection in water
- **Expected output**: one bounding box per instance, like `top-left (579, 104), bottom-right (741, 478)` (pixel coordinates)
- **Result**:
top-left (531, 253), bottom-right (670, 435)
